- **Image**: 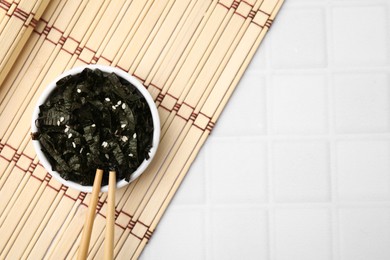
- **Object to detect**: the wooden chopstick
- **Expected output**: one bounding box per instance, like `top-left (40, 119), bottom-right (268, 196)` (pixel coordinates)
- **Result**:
top-left (77, 168), bottom-right (103, 260)
top-left (104, 170), bottom-right (116, 260)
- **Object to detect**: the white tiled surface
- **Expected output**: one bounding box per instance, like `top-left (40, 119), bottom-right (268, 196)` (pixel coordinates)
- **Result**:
top-left (141, 0), bottom-right (390, 259)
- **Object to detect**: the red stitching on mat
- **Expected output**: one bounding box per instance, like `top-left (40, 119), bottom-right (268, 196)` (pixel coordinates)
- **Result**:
top-left (144, 230), bottom-right (153, 240)
top-left (173, 103), bottom-right (181, 112)
top-left (199, 112), bottom-right (211, 119)
top-left (234, 11), bottom-right (246, 20)
top-left (64, 193), bottom-right (77, 201)
top-left (61, 47), bottom-right (73, 56)
top-left (75, 46), bottom-right (82, 55)
top-left (14, 163), bottom-right (25, 172)
top-left (137, 220), bottom-right (149, 228)
top-left (4, 143), bottom-right (16, 152)
top-left (183, 102), bottom-right (195, 110)
top-left (248, 10), bottom-right (256, 19)
top-left (116, 222), bottom-right (126, 230)
top-left (156, 93), bottom-right (164, 103)
top-left (116, 65), bottom-right (128, 73)
top-left (47, 183), bottom-right (60, 192)
top-left (0, 4), bottom-right (39, 28)
top-left (265, 18), bottom-right (273, 28)
top-left (15, 7), bottom-right (28, 20)
top-left (192, 123), bottom-right (205, 131)
top-left (175, 113), bottom-right (186, 121)
top-left (128, 220), bottom-right (136, 229)
top-left (0, 0), bottom-right (11, 9)
top-left (13, 11), bottom-right (26, 22)
top-left (77, 57), bottom-right (90, 64)
top-left (232, 1), bottom-right (239, 9)
top-left (217, 2), bottom-right (229, 10)
top-left (0, 154), bottom-right (10, 164)
top-left (29, 173), bottom-right (44, 182)
top-left (99, 56), bottom-right (112, 63)
top-left (150, 83), bottom-right (162, 91)
top-left (23, 153), bottom-right (34, 161)
top-left (28, 163), bottom-right (37, 174)
top-left (189, 112), bottom-right (197, 121)
top-left (242, 0), bottom-right (254, 7)
top-left (120, 210), bottom-right (132, 218)
top-left (59, 36), bottom-right (66, 45)
top-left (51, 26), bottom-right (64, 34)
top-left (130, 231), bottom-right (143, 240)
top-left (40, 17), bottom-right (48, 23)
top-left (78, 192), bottom-right (87, 201)
top-left (12, 153), bottom-right (20, 162)
top-left (159, 104), bottom-right (171, 112)
top-left (31, 18), bottom-right (38, 28)
top-left (44, 174), bottom-right (51, 182)
top-left (251, 20), bottom-right (263, 28)
top-left (166, 92), bottom-right (178, 100)
top-left (133, 74), bottom-right (145, 83)
top-left (97, 211), bottom-right (105, 218)
top-left (84, 45), bottom-right (94, 53)
top-left (42, 26), bottom-right (50, 36)
top-left (258, 9), bottom-right (270, 16)
top-left (96, 200), bottom-right (104, 210)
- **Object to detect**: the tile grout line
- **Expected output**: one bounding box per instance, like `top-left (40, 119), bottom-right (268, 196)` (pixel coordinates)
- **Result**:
top-left (387, 0), bottom-right (390, 64)
top-left (264, 40), bottom-right (275, 258)
top-left (204, 143), bottom-right (212, 260)
top-left (326, 1), bottom-right (340, 260)
top-left (266, 139), bottom-right (275, 260)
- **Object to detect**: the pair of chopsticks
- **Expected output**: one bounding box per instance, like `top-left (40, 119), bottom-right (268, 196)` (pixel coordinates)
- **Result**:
top-left (78, 169), bottom-right (116, 260)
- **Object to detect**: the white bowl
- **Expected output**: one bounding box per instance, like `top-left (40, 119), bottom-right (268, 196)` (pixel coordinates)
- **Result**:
top-left (31, 65), bottom-right (160, 193)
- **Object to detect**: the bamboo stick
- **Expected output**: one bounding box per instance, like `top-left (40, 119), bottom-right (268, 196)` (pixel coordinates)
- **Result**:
top-left (104, 171), bottom-right (116, 260)
top-left (77, 169), bottom-right (103, 260)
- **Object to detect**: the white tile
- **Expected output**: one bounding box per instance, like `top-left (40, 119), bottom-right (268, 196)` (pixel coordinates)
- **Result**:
top-left (249, 38), bottom-right (267, 71)
top-left (332, 5), bottom-right (389, 66)
top-left (270, 7), bottom-right (327, 68)
top-left (208, 138), bottom-right (267, 203)
top-left (274, 209), bottom-right (332, 260)
top-left (333, 73), bottom-right (390, 133)
top-left (172, 148), bottom-right (205, 204)
top-left (339, 208), bottom-right (390, 260)
top-left (273, 141), bottom-right (330, 202)
top-left (271, 73), bottom-right (327, 134)
top-left (141, 207), bottom-right (205, 260)
top-left (212, 73), bottom-right (266, 136)
top-left (336, 140), bottom-right (390, 201)
top-left (211, 208), bottom-right (268, 260)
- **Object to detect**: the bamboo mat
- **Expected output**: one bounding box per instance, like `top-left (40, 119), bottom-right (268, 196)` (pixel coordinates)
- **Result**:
top-left (0, 0), bottom-right (50, 86)
top-left (0, 0), bottom-right (284, 259)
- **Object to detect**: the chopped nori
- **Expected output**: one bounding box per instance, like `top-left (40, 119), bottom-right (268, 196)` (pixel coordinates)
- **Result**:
top-left (34, 68), bottom-right (154, 186)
